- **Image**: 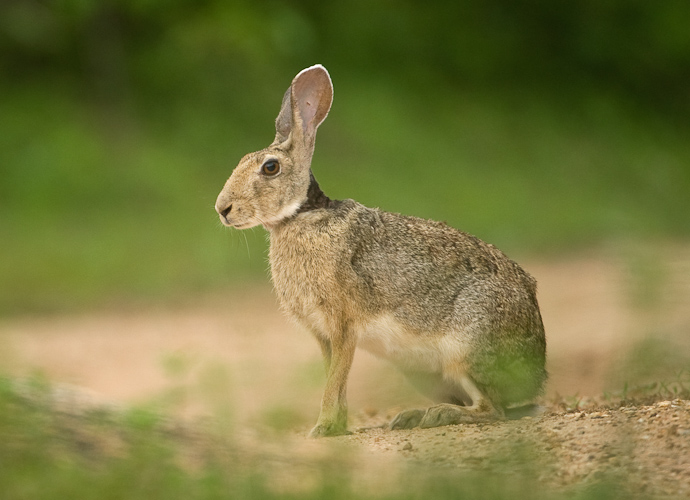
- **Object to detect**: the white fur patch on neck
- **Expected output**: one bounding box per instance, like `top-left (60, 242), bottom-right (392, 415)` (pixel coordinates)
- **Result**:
top-left (262, 201), bottom-right (302, 230)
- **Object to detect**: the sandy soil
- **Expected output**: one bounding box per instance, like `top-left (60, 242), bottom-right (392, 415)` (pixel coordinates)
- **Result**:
top-left (2, 245), bottom-right (690, 495)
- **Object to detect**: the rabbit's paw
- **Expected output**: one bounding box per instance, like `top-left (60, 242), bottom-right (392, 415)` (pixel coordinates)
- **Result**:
top-left (418, 403), bottom-right (490, 428)
top-left (309, 422), bottom-right (351, 438)
top-left (389, 408), bottom-right (426, 430)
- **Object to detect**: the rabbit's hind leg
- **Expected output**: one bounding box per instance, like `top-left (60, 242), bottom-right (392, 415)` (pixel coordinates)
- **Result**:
top-left (388, 369), bottom-right (476, 430)
top-left (388, 373), bottom-right (501, 430)
top-left (388, 370), bottom-right (443, 430)
top-left (418, 374), bottom-right (504, 429)
top-left (388, 408), bottom-right (426, 430)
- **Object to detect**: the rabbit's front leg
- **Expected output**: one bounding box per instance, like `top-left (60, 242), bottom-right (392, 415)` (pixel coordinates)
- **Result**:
top-left (309, 332), bottom-right (356, 438)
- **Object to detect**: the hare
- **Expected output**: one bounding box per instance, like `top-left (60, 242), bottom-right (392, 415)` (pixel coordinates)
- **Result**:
top-left (215, 65), bottom-right (546, 437)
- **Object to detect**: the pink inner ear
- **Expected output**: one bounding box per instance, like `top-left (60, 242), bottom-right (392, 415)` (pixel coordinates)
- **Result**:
top-left (298, 98), bottom-right (318, 132)
top-left (291, 66), bottom-right (333, 135)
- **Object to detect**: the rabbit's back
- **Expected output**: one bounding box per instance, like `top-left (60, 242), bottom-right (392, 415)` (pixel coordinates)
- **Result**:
top-left (270, 200), bottom-right (546, 407)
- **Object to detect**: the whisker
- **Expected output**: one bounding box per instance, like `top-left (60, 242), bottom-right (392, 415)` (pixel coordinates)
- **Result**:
top-left (241, 231), bottom-right (251, 259)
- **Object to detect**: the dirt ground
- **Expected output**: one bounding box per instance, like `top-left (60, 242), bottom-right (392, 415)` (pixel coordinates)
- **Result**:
top-left (2, 245), bottom-right (690, 496)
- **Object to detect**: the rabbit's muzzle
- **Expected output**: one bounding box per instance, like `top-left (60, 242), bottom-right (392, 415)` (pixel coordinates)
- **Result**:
top-left (215, 193), bottom-right (261, 229)
top-left (215, 194), bottom-right (252, 228)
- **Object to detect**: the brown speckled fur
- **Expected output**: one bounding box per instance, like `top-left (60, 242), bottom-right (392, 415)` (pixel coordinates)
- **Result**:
top-left (215, 65), bottom-right (546, 437)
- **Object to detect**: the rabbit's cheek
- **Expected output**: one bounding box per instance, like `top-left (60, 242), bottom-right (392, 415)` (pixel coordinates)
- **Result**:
top-left (259, 200), bottom-right (302, 230)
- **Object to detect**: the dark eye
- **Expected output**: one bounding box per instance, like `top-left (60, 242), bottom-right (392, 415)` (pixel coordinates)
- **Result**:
top-left (261, 160), bottom-right (280, 176)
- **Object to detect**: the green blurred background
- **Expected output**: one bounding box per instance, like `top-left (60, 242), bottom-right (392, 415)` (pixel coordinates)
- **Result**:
top-left (1, 0), bottom-right (689, 315)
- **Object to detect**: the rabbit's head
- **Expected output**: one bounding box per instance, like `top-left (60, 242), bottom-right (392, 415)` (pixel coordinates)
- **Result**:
top-left (215, 65), bottom-right (333, 230)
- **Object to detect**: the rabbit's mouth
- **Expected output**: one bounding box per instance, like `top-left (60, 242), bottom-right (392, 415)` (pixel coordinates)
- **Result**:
top-left (219, 214), bottom-right (259, 230)
top-left (217, 211), bottom-right (234, 227)
top-left (232, 221), bottom-right (259, 230)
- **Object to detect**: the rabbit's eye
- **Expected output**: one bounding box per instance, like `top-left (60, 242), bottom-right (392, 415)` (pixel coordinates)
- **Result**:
top-left (261, 160), bottom-right (280, 176)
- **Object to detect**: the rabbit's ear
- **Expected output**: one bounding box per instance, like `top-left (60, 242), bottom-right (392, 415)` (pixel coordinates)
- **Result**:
top-left (274, 88), bottom-right (293, 144)
top-left (273, 65), bottom-right (333, 150)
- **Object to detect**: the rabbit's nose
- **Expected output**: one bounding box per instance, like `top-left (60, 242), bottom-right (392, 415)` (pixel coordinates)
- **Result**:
top-left (215, 190), bottom-right (234, 222)
top-left (217, 203), bottom-right (232, 226)
top-left (219, 203), bottom-right (232, 218)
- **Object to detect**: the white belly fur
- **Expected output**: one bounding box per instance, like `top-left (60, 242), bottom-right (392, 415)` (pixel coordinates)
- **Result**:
top-left (355, 314), bottom-right (465, 373)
